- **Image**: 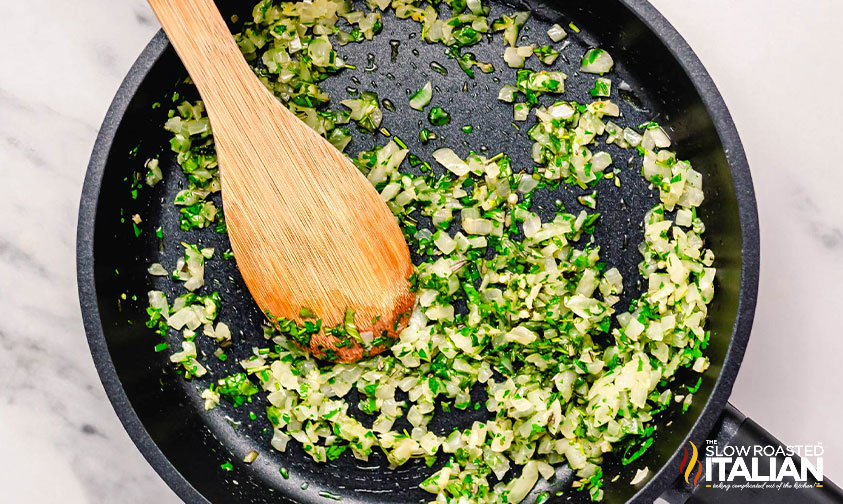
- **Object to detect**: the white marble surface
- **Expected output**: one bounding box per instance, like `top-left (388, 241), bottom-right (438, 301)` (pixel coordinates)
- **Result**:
top-left (0, 0), bottom-right (840, 502)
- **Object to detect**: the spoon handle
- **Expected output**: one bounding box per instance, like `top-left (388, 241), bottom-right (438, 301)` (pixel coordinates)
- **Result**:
top-left (147, 0), bottom-right (287, 135)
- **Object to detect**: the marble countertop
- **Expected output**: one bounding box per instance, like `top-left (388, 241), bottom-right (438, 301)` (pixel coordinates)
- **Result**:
top-left (1, 0), bottom-right (840, 502)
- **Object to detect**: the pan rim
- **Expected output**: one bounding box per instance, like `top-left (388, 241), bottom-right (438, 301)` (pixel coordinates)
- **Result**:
top-left (76, 1), bottom-right (759, 502)
top-left (76, 31), bottom-right (212, 504)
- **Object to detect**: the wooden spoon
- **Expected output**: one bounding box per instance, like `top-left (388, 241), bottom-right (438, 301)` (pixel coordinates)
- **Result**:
top-left (147, 0), bottom-right (415, 362)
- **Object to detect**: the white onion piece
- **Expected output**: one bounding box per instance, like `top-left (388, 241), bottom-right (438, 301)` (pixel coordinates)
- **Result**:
top-left (580, 48), bottom-right (614, 74)
top-left (504, 47), bottom-right (526, 68)
top-left (547, 23), bottom-right (567, 42)
top-left (513, 102), bottom-right (530, 121)
top-left (497, 84), bottom-right (518, 102)
top-left (433, 148), bottom-right (470, 176)
top-left (147, 263), bottom-right (168, 276)
top-left (631, 467), bottom-right (650, 485)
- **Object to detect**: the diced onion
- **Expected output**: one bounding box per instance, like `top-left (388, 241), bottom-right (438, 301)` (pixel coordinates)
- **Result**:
top-left (409, 81), bottom-right (433, 111)
top-left (580, 48), bottom-right (614, 74)
top-left (547, 24), bottom-right (567, 42)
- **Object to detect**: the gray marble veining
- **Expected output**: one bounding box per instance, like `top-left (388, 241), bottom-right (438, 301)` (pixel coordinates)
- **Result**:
top-left (0, 0), bottom-right (840, 502)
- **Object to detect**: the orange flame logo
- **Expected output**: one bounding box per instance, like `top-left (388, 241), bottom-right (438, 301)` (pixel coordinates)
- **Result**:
top-left (679, 441), bottom-right (703, 487)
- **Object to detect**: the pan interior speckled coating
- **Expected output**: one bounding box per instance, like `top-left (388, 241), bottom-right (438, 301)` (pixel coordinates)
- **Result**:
top-left (77, 0), bottom-right (758, 502)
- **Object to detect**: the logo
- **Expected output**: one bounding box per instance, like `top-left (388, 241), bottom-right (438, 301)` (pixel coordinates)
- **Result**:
top-left (679, 441), bottom-right (703, 487)
top-left (704, 440), bottom-right (824, 490)
top-left (678, 439), bottom-right (825, 492)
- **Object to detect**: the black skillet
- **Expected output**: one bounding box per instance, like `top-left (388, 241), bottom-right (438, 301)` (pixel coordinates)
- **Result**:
top-left (76, 0), bottom-right (843, 502)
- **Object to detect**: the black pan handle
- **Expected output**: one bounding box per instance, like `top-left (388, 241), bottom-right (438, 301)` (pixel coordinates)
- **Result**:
top-left (658, 403), bottom-right (843, 504)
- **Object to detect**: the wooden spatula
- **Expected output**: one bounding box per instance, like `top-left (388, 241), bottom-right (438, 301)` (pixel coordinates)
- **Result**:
top-left (147, 0), bottom-right (415, 362)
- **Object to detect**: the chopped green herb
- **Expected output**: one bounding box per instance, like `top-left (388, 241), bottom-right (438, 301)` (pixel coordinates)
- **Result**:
top-left (419, 128), bottom-right (436, 143)
top-left (428, 107), bottom-right (451, 126)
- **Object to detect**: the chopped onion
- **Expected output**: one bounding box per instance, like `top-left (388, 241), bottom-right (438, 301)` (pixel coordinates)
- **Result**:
top-left (580, 48), bottom-right (614, 74)
top-left (409, 81), bottom-right (432, 111)
top-left (630, 467), bottom-right (649, 485)
top-left (513, 102), bottom-right (531, 121)
top-left (433, 148), bottom-right (470, 176)
top-left (147, 263), bottom-right (168, 276)
top-left (497, 84), bottom-right (518, 103)
top-left (547, 23), bottom-right (567, 42)
top-left (503, 47), bottom-right (526, 68)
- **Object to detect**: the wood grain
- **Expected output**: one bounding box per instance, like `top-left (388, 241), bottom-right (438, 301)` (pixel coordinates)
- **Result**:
top-left (147, 0), bottom-right (415, 361)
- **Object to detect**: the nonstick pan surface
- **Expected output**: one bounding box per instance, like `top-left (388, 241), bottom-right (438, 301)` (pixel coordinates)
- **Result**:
top-left (77, 0), bottom-right (759, 502)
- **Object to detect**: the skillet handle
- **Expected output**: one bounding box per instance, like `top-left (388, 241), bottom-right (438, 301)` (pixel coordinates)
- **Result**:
top-left (658, 403), bottom-right (843, 504)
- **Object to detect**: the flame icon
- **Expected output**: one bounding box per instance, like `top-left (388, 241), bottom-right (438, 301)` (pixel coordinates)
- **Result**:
top-left (680, 441), bottom-right (703, 487)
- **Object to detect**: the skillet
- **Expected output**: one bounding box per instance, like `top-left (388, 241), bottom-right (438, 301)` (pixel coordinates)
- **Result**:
top-left (76, 0), bottom-right (842, 502)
